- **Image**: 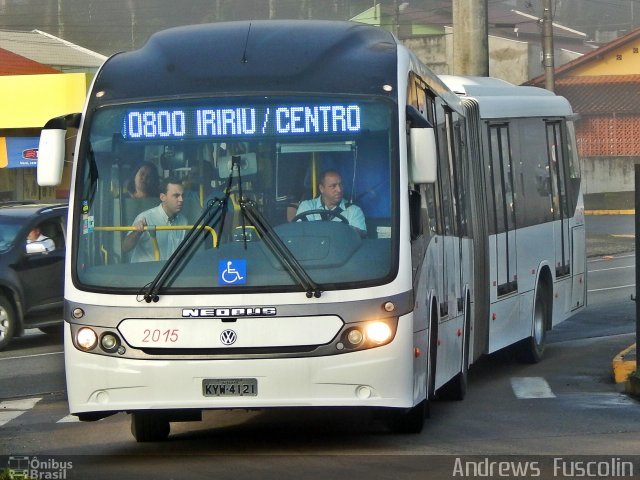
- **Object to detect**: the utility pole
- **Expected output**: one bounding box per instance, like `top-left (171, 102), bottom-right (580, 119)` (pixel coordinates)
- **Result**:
top-left (452, 0), bottom-right (489, 76)
top-left (127, 0), bottom-right (136, 50)
top-left (542, 0), bottom-right (555, 92)
top-left (57, 0), bottom-right (64, 39)
top-left (393, 0), bottom-right (400, 38)
top-left (269, 0), bottom-right (277, 19)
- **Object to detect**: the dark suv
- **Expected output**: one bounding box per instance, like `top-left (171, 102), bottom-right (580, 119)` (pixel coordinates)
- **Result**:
top-left (0, 202), bottom-right (67, 350)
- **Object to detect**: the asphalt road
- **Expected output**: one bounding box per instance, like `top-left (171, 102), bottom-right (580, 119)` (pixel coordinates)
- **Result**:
top-left (585, 213), bottom-right (635, 257)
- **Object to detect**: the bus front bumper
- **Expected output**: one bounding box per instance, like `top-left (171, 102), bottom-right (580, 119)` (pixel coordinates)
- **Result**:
top-left (64, 316), bottom-right (423, 415)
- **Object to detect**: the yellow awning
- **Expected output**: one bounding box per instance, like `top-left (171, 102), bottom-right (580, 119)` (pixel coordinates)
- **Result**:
top-left (0, 73), bottom-right (91, 129)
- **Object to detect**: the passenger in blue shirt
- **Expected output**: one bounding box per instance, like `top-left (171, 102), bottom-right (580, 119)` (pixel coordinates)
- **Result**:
top-left (295, 170), bottom-right (366, 236)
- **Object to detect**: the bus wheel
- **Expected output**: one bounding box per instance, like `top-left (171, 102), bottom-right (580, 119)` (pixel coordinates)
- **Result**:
top-left (387, 400), bottom-right (427, 434)
top-left (131, 412), bottom-right (170, 442)
top-left (0, 295), bottom-right (16, 351)
top-left (517, 284), bottom-right (548, 364)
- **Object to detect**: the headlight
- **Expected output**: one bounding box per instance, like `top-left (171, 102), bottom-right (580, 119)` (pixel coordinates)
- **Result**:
top-left (100, 332), bottom-right (121, 353)
top-left (346, 328), bottom-right (364, 346)
top-left (76, 327), bottom-right (98, 351)
top-left (365, 321), bottom-right (393, 344)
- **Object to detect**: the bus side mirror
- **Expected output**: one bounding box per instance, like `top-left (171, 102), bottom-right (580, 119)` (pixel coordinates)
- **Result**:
top-left (37, 129), bottom-right (66, 186)
top-left (37, 113), bottom-right (81, 187)
top-left (409, 127), bottom-right (437, 184)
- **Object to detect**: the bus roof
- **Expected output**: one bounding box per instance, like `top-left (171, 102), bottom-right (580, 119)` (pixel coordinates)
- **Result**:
top-left (439, 75), bottom-right (575, 119)
top-left (92, 21), bottom-right (399, 102)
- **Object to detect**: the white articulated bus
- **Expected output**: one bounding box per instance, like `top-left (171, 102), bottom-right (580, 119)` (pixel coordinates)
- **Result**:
top-left (38, 20), bottom-right (585, 442)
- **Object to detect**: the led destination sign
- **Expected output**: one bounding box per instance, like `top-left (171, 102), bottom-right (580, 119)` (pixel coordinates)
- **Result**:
top-left (122, 104), bottom-right (362, 140)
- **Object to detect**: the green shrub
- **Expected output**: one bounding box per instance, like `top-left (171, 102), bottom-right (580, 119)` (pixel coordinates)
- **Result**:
top-left (0, 468), bottom-right (36, 480)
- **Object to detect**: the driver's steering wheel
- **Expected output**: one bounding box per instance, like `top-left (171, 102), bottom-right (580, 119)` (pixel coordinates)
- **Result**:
top-left (292, 209), bottom-right (349, 224)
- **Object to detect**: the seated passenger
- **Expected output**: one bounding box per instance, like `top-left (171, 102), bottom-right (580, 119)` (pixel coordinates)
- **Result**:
top-left (295, 170), bottom-right (366, 235)
top-left (126, 161), bottom-right (160, 199)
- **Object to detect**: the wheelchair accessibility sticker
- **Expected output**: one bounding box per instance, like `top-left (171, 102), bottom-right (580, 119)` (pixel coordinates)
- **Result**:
top-left (219, 259), bottom-right (247, 285)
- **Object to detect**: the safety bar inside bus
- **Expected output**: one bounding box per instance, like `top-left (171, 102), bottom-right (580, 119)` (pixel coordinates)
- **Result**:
top-left (94, 225), bottom-right (219, 263)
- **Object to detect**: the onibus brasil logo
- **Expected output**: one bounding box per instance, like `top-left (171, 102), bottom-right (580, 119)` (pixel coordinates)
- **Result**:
top-left (6, 456), bottom-right (73, 479)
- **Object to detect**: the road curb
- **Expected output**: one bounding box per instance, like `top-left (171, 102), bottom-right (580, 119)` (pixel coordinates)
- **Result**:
top-left (613, 343), bottom-right (637, 394)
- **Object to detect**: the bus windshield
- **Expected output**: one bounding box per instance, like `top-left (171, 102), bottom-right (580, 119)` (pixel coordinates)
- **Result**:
top-left (75, 96), bottom-right (397, 293)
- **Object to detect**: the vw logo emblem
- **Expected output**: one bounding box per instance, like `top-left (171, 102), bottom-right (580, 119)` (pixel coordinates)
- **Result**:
top-left (220, 329), bottom-right (237, 346)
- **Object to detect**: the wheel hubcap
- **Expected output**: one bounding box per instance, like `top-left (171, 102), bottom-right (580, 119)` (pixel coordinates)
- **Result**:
top-left (533, 299), bottom-right (544, 345)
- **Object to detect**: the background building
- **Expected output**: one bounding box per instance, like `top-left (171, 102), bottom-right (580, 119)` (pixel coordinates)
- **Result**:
top-left (528, 27), bottom-right (640, 210)
top-left (0, 30), bottom-right (105, 202)
top-left (351, 1), bottom-right (592, 84)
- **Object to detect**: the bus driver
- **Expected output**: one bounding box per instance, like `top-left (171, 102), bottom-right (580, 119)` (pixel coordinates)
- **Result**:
top-left (294, 170), bottom-right (366, 236)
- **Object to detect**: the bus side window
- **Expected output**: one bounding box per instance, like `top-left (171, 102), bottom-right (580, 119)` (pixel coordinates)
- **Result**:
top-left (437, 114), bottom-right (455, 236)
top-left (408, 73), bottom-right (441, 235)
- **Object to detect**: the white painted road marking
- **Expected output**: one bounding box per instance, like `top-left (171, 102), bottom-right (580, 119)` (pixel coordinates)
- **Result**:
top-left (588, 284), bottom-right (635, 293)
top-left (510, 377), bottom-right (556, 399)
top-left (0, 351), bottom-right (63, 361)
top-left (56, 415), bottom-right (80, 423)
top-left (0, 397), bottom-right (42, 427)
top-left (0, 410), bottom-right (25, 427)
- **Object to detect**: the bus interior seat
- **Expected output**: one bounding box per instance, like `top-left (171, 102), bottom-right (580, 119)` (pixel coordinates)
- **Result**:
top-left (122, 197), bottom-right (158, 226)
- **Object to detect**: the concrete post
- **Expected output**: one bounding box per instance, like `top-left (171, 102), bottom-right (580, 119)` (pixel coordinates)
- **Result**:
top-left (635, 164), bottom-right (640, 354)
top-left (452, 0), bottom-right (489, 76)
top-left (542, 0), bottom-right (555, 91)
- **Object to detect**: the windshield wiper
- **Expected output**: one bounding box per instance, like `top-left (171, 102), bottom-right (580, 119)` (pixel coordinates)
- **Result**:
top-left (138, 195), bottom-right (228, 303)
top-left (139, 154), bottom-right (321, 301)
top-left (240, 199), bottom-right (322, 299)
top-left (138, 155), bottom-right (243, 302)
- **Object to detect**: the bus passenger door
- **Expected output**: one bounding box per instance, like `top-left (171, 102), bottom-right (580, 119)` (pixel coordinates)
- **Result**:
top-left (488, 124), bottom-right (517, 298)
top-left (546, 121), bottom-right (570, 278)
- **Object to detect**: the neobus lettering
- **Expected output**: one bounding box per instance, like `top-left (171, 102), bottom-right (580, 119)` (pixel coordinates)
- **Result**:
top-left (182, 307), bottom-right (277, 317)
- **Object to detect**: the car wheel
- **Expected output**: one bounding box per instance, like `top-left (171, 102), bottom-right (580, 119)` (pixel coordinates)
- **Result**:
top-left (0, 295), bottom-right (16, 351)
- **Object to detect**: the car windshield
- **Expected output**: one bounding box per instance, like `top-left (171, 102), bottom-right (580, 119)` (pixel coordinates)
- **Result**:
top-left (74, 95), bottom-right (397, 293)
top-left (0, 217), bottom-right (23, 252)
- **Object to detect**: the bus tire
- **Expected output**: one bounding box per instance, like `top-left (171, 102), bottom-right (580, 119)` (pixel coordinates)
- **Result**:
top-left (131, 412), bottom-right (170, 442)
top-left (0, 295), bottom-right (16, 351)
top-left (387, 400), bottom-right (427, 434)
top-left (517, 283), bottom-right (549, 364)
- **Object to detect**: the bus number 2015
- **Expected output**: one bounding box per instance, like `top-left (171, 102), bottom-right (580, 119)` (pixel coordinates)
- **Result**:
top-left (142, 328), bottom-right (180, 343)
